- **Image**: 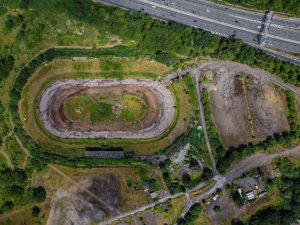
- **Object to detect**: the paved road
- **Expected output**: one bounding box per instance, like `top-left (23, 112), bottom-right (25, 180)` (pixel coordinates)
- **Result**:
top-left (99, 0), bottom-right (300, 63)
top-left (98, 191), bottom-right (185, 225)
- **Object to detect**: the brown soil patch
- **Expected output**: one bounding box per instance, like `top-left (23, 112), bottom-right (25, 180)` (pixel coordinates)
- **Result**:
top-left (206, 71), bottom-right (289, 149)
top-left (51, 85), bottom-right (160, 132)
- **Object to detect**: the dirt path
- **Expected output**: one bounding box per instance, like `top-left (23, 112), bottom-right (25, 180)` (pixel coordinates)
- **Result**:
top-left (6, 113), bottom-right (32, 168)
top-left (191, 68), bottom-right (218, 175)
top-left (0, 130), bottom-right (14, 169)
top-left (13, 133), bottom-right (32, 158)
top-left (0, 203), bottom-right (47, 222)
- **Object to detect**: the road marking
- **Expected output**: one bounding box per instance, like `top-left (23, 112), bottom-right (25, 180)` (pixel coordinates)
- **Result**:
top-left (230, 14), bottom-right (263, 24)
top-left (133, 0), bottom-right (300, 45)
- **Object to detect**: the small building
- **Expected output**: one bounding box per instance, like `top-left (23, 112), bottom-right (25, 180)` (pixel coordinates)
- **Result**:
top-left (85, 147), bottom-right (124, 159)
top-left (212, 194), bottom-right (219, 201)
top-left (245, 191), bottom-right (255, 201)
top-left (73, 57), bottom-right (87, 61)
top-left (150, 192), bottom-right (158, 199)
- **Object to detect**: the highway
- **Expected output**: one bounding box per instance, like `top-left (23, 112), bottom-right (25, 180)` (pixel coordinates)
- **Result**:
top-left (99, 0), bottom-right (300, 61)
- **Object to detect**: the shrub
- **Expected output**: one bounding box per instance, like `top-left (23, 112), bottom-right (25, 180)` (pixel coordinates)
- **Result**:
top-left (32, 186), bottom-right (46, 202)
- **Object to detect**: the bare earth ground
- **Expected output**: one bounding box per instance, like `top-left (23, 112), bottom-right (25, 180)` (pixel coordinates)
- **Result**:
top-left (47, 175), bottom-right (122, 225)
top-left (51, 86), bottom-right (160, 132)
top-left (29, 165), bottom-right (158, 225)
top-left (203, 62), bottom-right (289, 148)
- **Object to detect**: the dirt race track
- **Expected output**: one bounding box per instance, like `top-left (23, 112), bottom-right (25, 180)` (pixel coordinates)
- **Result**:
top-left (39, 79), bottom-right (175, 139)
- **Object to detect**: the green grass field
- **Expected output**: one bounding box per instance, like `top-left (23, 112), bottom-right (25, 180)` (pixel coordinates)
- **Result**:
top-left (63, 94), bottom-right (147, 124)
top-left (121, 95), bottom-right (148, 122)
top-left (91, 102), bottom-right (113, 122)
top-left (63, 95), bottom-right (93, 122)
top-left (0, 154), bottom-right (8, 170)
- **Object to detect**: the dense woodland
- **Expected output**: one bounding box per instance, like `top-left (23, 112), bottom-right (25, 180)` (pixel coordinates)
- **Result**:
top-left (2, 1), bottom-right (298, 84)
top-left (0, 167), bottom-right (46, 214)
top-left (221, 0), bottom-right (300, 17)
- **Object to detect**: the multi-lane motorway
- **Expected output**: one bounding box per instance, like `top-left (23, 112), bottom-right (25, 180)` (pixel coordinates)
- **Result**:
top-left (99, 0), bottom-right (300, 61)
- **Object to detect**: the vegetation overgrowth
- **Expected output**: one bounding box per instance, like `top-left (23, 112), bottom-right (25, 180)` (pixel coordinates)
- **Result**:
top-left (177, 203), bottom-right (203, 225)
top-left (2, 0), bottom-right (300, 169)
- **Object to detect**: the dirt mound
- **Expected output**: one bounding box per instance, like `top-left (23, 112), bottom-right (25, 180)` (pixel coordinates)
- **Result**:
top-left (203, 63), bottom-right (289, 148)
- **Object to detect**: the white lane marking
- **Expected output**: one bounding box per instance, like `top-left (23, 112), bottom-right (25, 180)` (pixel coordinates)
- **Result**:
top-left (270, 23), bottom-right (284, 29)
top-left (230, 14), bottom-right (283, 29)
top-left (230, 14), bottom-right (263, 24)
top-left (135, 0), bottom-right (300, 45)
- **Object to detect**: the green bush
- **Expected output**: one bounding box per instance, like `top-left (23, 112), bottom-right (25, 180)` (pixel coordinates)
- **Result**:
top-left (32, 206), bottom-right (40, 217)
top-left (32, 186), bottom-right (46, 202)
top-left (0, 201), bottom-right (14, 214)
top-left (0, 55), bottom-right (14, 82)
top-left (177, 203), bottom-right (203, 225)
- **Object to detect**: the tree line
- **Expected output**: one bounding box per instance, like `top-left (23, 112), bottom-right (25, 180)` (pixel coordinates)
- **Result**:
top-left (62, 0), bottom-right (300, 86)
